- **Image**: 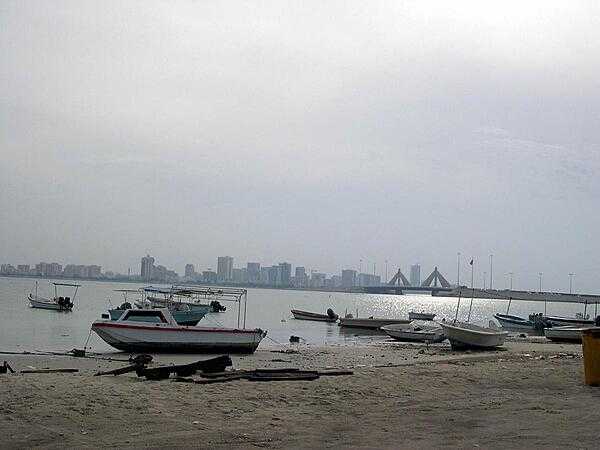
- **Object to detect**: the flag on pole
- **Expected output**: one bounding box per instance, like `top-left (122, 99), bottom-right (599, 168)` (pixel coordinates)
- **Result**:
top-left (469, 258), bottom-right (473, 265)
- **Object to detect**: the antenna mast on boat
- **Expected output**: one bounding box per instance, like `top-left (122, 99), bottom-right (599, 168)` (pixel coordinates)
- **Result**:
top-left (467, 258), bottom-right (475, 322)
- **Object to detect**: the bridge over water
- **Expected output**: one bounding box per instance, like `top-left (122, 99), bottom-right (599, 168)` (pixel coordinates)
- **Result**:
top-left (360, 267), bottom-right (454, 295)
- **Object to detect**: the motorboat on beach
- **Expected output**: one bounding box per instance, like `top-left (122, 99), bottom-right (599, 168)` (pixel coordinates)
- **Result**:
top-left (93, 308), bottom-right (266, 353)
top-left (439, 320), bottom-right (508, 350)
top-left (28, 282), bottom-right (80, 311)
top-left (291, 308), bottom-right (338, 322)
top-left (408, 311), bottom-right (436, 321)
top-left (381, 323), bottom-right (445, 343)
top-left (544, 325), bottom-right (593, 343)
top-left (338, 316), bottom-right (411, 330)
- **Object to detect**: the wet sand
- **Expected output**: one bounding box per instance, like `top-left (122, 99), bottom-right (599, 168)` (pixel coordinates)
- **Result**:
top-left (1, 338), bottom-right (597, 449)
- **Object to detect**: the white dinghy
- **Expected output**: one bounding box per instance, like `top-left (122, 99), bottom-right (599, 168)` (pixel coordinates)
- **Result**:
top-left (440, 320), bottom-right (507, 350)
top-left (381, 323), bottom-right (445, 343)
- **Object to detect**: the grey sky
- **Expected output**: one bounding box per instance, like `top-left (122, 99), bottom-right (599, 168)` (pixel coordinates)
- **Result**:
top-left (1, 1), bottom-right (599, 291)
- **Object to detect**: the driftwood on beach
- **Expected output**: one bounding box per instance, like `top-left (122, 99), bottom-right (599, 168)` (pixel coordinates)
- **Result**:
top-left (20, 368), bottom-right (79, 374)
top-left (172, 367), bottom-right (354, 384)
top-left (136, 355), bottom-right (233, 380)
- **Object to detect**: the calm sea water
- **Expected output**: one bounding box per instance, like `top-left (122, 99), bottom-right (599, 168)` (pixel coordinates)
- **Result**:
top-left (0, 276), bottom-right (593, 353)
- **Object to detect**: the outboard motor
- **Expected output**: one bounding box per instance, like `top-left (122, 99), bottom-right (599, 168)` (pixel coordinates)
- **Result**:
top-left (595, 315), bottom-right (600, 327)
top-left (326, 308), bottom-right (338, 320)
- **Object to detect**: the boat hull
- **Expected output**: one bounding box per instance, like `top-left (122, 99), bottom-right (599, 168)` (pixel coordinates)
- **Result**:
top-left (338, 318), bottom-right (411, 330)
top-left (291, 309), bottom-right (337, 322)
top-left (493, 313), bottom-right (533, 330)
top-left (92, 321), bottom-right (266, 354)
top-left (28, 294), bottom-right (73, 311)
top-left (381, 324), bottom-right (445, 343)
top-left (439, 321), bottom-right (507, 350)
top-left (544, 316), bottom-right (594, 327)
top-left (544, 326), bottom-right (590, 343)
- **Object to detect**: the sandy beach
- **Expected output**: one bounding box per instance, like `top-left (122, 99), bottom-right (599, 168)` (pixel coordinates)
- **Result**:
top-left (1, 337), bottom-right (597, 449)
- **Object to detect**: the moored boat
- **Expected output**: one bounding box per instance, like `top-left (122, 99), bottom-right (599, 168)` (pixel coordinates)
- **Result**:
top-left (408, 311), bottom-right (436, 321)
top-left (291, 309), bottom-right (338, 322)
top-left (381, 323), bottom-right (445, 343)
top-left (28, 282), bottom-right (80, 311)
top-left (439, 320), bottom-right (508, 350)
top-left (338, 317), bottom-right (411, 330)
top-left (92, 308), bottom-right (266, 354)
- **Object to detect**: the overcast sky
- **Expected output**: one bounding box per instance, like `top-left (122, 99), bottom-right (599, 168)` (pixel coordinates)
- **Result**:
top-left (1, 1), bottom-right (599, 292)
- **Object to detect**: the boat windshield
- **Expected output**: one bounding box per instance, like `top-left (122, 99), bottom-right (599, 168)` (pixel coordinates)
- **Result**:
top-left (121, 310), bottom-right (167, 323)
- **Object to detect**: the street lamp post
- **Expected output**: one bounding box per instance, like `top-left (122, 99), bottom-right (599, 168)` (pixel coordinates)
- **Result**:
top-left (457, 252), bottom-right (461, 287)
top-left (385, 260), bottom-right (388, 284)
top-left (509, 272), bottom-right (513, 290)
top-left (489, 254), bottom-right (493, 290)
top-left (569, 273), bottom-right (574, 294)
top-left (538, 272), bottom-right (543, 292)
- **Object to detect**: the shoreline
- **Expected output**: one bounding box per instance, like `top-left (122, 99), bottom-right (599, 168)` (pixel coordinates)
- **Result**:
top-left (1, 338), bottom-right (595, 449)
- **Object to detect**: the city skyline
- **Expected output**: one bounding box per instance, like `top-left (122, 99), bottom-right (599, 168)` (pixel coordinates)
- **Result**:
top-left (0, 251), bottom-right (588, 294)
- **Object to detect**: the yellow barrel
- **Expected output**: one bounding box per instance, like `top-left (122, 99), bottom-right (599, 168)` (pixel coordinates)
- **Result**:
top-left (582, 328), bottom-right (600, 386)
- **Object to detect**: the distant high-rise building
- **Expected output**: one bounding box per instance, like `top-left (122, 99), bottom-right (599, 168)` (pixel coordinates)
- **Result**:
top-left (184, 264), bottom-right (195, 278)
top-left (259, 267), bottom-right (270, 285)
top-left (217, 256), bottom-right (233, 282)
top-left (341, 269), bottom-right (357, 288)
top-left (310, 272), bottom-right (326, 288)
top-left (17, 264), bottom-right (30, 275)
top-left (278, 262), bottom-right (292, 287)
top-left (247, 262), bottom-right (260, 283)
top-left (267, 265), bottom-right (280, 286)
top-left (410, 264), bottom-right (421, 287)
top-left (294, 266), bottom-right (307, 288)
top-left (141, 255), bottom-right (155, 281)
top-left (87, 265), bottom-right (102, 278)
top-left (202, 270), bottom-right (217, 283)
top-left (232, 268), bottom-right (244, 283)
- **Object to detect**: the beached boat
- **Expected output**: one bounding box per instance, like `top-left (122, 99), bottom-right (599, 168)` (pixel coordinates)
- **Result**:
top-left (338, 317), bottom-right (411, 330)
top-left (28, 282), bottom-right (80, 311)
top-left (493, 313), bottom-right (533, 330)
top-left (408, 311), bottom-right (436, 321)
top-left (544, 325), bottom-right (591, 343)
top-left (439, 321), bottom-right (508, 350)
top-left (381, 323), bottom-right (445, 343)
top-left (92, 308), bottom-right (266, 353)
top-left (291, 309), bottom-right (338, 322)
top-left (544, 313), bottom-right (595, 327)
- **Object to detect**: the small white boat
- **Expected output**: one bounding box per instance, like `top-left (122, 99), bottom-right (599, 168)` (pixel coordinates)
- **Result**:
top-left (439, 320), bottom-right (508, 350)
top-left (544, 326), bottom-right (591, 343)
top-left (381, 323), bottom-right (445, 343)
top-left (408, 311), bottom-right (436, 321)
top-left (28, 282), bottom-right (80, 311)
top-left (291, 309), bottom-right (338, 322)
top-left (92, 308), bottom-right (266, 354)
top-left (338, 317), bottom-right (411, 330)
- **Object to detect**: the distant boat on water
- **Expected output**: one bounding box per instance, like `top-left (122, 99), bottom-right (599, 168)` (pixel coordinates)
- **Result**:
top-left (291, 309), bottom-right (338, 322)
top-left (408, 311), bottom-right (436, 321)
top-left (28, 282), bottom-right (80, 311)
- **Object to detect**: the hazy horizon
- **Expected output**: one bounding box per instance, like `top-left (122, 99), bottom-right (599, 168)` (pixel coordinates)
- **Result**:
top-left (2, 2), bottom-right (599, 292)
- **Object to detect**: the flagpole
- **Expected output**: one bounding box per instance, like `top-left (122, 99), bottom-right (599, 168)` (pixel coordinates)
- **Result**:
top-left (467, 258), bottom-right (475, 322)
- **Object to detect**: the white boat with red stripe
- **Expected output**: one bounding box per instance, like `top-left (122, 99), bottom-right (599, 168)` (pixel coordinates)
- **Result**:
top-left (92, 307), bottom-right (266, 354)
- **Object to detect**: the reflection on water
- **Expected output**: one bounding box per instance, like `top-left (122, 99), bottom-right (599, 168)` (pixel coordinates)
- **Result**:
top-left (0, 276), bottom-right (594, 353)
